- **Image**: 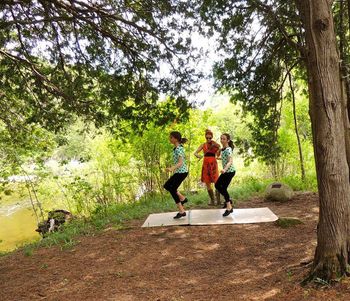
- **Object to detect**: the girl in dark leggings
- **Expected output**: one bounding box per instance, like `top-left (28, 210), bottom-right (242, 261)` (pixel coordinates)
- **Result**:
top-left (215, 133), bottom-right (236, 217)
top-left (163, 131), bottom-right (189, 219)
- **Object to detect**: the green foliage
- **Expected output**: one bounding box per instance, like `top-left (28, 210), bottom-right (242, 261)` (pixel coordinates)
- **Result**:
top-left (64, 177), bottom-right (94, 215)
top-left (1, 97), bottom-right (317, 213)
top-left (130, 124), bottom-right (172, 194)
top-left (36, 219), bottom-right (93, 249)
top-left (281, 175), bottom-right (317, 192)
top-left (54, 119), bottom-right (94, 162)
top-left (0, 1), bottom-right (196, 135)
top-left (90, 131), bottom-right (139, 204)
top-left (10, 177), bottom-right (280, 253)
top-left (229, 177), bottom-right (267, 201)
top-left (0, 122), bottom-right (57, 178)
top-left (199, 1), bottom-right (304, 166)
top-left (1, 95), bottom-right (319, 253)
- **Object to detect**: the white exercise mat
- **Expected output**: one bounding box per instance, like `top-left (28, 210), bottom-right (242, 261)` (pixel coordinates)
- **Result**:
top-left (142, 211), bottom-right (190, 227)
top-left (142, 208), bottom-right (278, 228)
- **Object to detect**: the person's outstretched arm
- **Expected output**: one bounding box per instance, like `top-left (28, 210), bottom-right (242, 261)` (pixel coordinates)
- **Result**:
top-left (194, 144), bottom-right (204, 159)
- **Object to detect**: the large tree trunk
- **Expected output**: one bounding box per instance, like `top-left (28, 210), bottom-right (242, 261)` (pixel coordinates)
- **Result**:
top-left (295, 0), bottom-right (350, 281)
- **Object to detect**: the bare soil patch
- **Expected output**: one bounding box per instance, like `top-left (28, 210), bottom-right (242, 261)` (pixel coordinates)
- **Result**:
top-left (1, 192), bottom-right (350, 301)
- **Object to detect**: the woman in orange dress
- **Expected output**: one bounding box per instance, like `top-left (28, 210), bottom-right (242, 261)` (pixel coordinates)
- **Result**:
top-left (194, 129), bottom-right (221, 205)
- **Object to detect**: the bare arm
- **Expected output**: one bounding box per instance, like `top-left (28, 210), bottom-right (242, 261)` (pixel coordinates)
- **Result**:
top-left (194, 143), bottom-right (204, 159)
top-left (216, 149), bottom-right (222, 160)
top-left (167, 156), bottom-right (184, 172)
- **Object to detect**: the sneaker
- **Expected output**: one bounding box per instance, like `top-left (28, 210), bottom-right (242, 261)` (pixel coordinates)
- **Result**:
top-left (174, 212), bottom-right (186, 219)
top-left (222, 208), bottom-right (233, 217)
top-left (181, 198), bottom-right (188, 206)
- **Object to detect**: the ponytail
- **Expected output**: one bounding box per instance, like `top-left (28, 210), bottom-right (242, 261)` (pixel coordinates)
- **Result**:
top-left (228, 140), bottom-right (235, 150)
top-left (180, 138), bottom-right (188, 144)
top-left (170, 131), bottom-right (188, 144)
top-left (222, 133), bottom-right (235, 150)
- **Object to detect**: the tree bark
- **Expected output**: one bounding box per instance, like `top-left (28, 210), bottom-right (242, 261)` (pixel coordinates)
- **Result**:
top-left (295, 0), bottom-right (350, 281)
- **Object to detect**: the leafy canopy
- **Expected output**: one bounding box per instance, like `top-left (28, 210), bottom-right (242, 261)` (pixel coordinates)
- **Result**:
top-left (0, 0), bottom-right (198, 133)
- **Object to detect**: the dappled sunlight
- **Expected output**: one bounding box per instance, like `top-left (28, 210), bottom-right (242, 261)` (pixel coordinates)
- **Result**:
top-left (250, 288), bottom-right (281, 300)
top-left (311, 207), bottom-right (319, 213)
top-left (258, 261), bottom-right (274, 269)
top-left (243, 224), bottom-right (261, 230)
top-left (304, 213), bottom-right (317, 219)
top-left (173, 229), bottom-right (186, 234)
top-left (86, 252), bottom-right (98, 258)
top-left (262, 272), bottom-right (273, 278)
top-left (186, 278), bottom-right (199, 285)
top-left (96, 257), bottom-right (106, 262)
top-left (162, 262), bottom-right (179, 268)
top-left (193, 253), bottom-right (205, 259)
top-left (82, 274), bottom-right (94, 281)
top-left (229, 278), bottom-right (252, 285)
top-left (1, 192), bottom-right (340, 301)
top-left (160, 249), bottom-right (170, 256)
top-left (193, 242), bottom-right (220, 252)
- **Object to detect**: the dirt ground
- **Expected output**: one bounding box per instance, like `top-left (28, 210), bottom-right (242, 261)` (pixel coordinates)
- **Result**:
top-left (1, 192), bottom-right (350, 301)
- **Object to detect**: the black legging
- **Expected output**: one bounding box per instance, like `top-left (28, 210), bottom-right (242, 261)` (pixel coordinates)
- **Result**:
top-left (163, 172), bottom-right (188, 204)
top-left (215, 171), bottom-right (236, 203)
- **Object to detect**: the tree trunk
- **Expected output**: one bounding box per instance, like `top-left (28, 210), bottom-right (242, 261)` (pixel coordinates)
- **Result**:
top-left (288, 72), bottom-right (306, 181)
top-left (295, 0), bottom-right (350, 281)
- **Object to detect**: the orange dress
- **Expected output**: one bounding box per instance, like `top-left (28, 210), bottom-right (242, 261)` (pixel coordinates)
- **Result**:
top-left (201, 142), bottom-right (219, 184)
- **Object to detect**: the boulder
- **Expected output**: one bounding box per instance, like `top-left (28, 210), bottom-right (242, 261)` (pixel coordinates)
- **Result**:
top-left (265, 182), bottom-right (293, 202)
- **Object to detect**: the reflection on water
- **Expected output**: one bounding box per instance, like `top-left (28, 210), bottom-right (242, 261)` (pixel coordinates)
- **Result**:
top-left (0, 201), bottom-right (41, 252)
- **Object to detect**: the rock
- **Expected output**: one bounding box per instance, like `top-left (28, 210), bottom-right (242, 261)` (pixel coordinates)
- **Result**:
top-left (275, 217), bottom-right (302, 228)
top-left (265, 182), bottom-right (293, 202)
top-left (35, 209), bottom-right (73, 237)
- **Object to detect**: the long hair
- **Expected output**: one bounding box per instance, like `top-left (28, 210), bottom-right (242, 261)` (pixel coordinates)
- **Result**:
top-left (222, 133), bottom-right (234, 149)
top-left (170, 131), bottom-right (188, 144)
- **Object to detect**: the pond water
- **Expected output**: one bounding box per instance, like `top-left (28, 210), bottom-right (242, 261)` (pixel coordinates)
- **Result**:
top-left (0, 201), bottom-right (41, 252)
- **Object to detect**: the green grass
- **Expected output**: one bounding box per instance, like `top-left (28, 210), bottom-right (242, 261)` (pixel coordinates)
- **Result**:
top-left (27, 177), bottom-right (269, 252)
top-left (280, 174), bottom-right (318, 192)
top-left (1, 175), bottom-right (316, 256)
top-left (0, 251), bottom-right (9, 257)
top-left (23, 245), bottom-right (34, 257)
top-left (230, 177), bottom-right (268, 201)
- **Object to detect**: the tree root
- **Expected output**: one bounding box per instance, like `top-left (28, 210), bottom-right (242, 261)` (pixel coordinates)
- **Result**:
top-left (301, 255), bottom-right (349, 286)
